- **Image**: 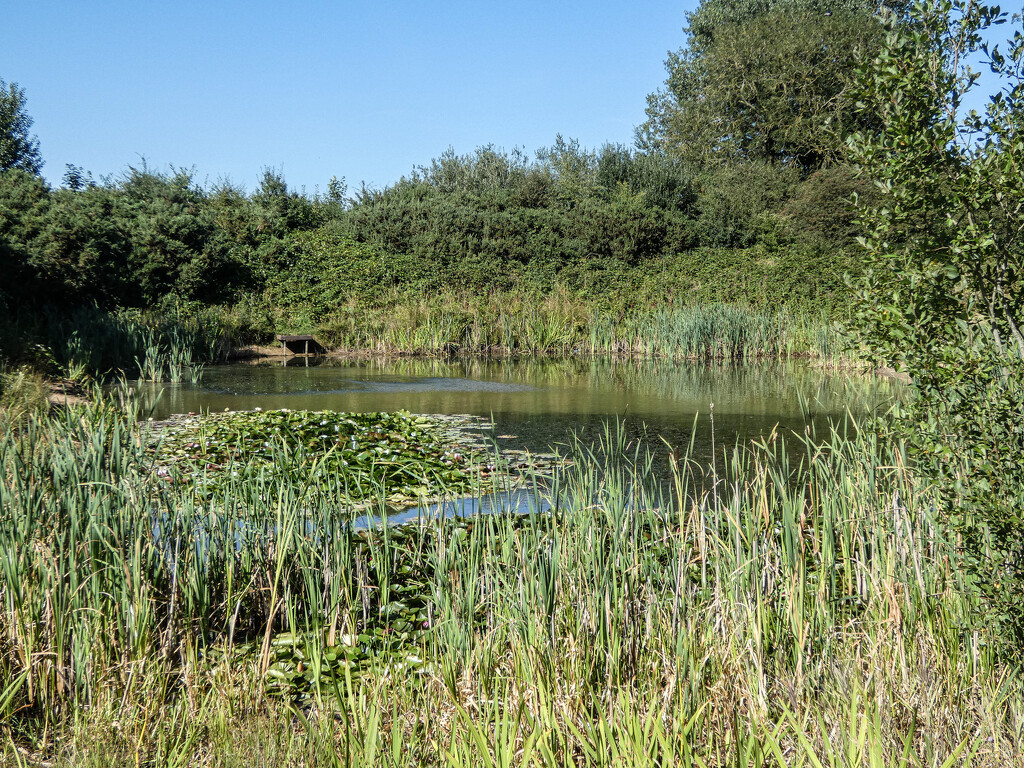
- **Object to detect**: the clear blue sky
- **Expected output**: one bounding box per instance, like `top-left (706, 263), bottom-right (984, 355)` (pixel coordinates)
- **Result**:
top-left (2, 1), bottom-right (696, 195)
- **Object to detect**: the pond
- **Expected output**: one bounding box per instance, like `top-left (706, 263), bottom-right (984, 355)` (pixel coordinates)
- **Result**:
top-left (136, 357), bottom-right (895, 473)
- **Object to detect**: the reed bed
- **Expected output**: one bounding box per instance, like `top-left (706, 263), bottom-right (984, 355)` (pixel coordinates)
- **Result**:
top-left (4, 305), bottom-right (232, 384)
top-left (0, 366), bottom-right (51, 424)
top-left (314, 293), bottom-right (848, 363)
top-left (5, 299), bottom-right (851, 383)
top-left (1, 397), bottom-right (1019, 766)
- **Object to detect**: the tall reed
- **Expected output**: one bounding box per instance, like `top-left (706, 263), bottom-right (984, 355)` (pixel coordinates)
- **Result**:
top-left (313, 292), bottom-right (844, 362)
top-left (2, 305), bottom-right (230, 382)
top-left (0, 396), bottom-right (1019, 765)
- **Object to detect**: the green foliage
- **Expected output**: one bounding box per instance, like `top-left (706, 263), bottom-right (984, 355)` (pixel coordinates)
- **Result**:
top-left (1, 165), bottom-right (256, 311)
top-left (0, 77), bottom-right (857, 332)
top-left (117, 166), bottom-right (247, 305)
top-left (413, 144), bottom-right (537, 194)
top-left (35, 184), bottom-right (136, 306)
top-left (681, 0), bottom-right (905, 47)
top-left (850, 0), bottom-right (1024, 650)
top-left (639, 1), bottom-right (890, 171)
top-left (781, 164), bottom-right (878, 249)
top-left (340, 140), bottom-right (861, 307)
top-left (344, 143), bottom-right (701, 279)
top-left (0, 78), bottom-right (42, 175)
top-left (0, 169), bottom-right (50, 306)
top-left (667, 243), bottom-right (849, 311)
top-left (0, 85), bottom-right (858, 344)
top-left (251, 168), bottom-right (323, 235)
top-left (265, 228), bottom-right (439, 322)
top-left (694, 160), bottom-right (797, 247)
top-left (596, 144), bottom-right (697, 211)
top-left (535, 134), bottom-right (601, 202)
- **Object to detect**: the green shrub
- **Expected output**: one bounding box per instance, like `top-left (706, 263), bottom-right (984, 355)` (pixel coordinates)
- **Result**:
top-left (850, 0), bottom-right (1024, 652)
top-left (264, 229), bottom-right (441, 321)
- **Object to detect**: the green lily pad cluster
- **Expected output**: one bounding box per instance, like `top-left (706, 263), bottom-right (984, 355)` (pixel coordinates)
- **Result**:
top-left (260, 514), bottom-right (542, 700)
top-left (263, 628), bottom-right (430, 698)
top-left (148, 408), bottom-right (488, 504)
top-left (263, 522), bottom-right (439, 699)
top-left (263, 611), bottom-right (432, 699)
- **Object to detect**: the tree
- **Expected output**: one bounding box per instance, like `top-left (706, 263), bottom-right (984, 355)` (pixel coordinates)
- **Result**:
top-left (0, 78), bottom-right (43, 175)
top-left (850, 0), bottom-right (1024, 650)
top-left (782, 165), bottom-right (879, 249)
top-left (0, 169), bottom-right (50, 308)
top-left (596, 145), bottom-right (697, 211)
top-left (252, 168), bottom-right (320, 234)
top-left (36, 183), bottom-right (135, 307)
top-left (638, 0), bottom-right (894, 172)
top-left (117, 166), bottom-right (247, 305)
top-left (694, 160), bottom-right (797, 247)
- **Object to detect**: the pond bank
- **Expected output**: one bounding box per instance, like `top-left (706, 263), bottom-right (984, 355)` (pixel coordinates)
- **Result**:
top-left (239, 303), bottom-right (854, 364)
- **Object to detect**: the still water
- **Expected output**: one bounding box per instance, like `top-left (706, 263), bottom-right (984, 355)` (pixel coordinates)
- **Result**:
top-left (136, 357), bottom-right (896, 471)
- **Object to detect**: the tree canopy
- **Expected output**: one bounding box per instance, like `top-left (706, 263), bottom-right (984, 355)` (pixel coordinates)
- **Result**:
top-left (638, 0), bottom-right (898, 171)
top-left (0, 78), bottom-right (42, 175)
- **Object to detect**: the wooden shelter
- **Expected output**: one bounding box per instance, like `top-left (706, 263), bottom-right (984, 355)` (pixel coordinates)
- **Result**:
top-left (276, 334), bottom-right (325, 357)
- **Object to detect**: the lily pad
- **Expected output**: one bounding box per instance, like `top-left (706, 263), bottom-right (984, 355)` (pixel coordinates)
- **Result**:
top-left (146, 409), bottom-right (494, 506)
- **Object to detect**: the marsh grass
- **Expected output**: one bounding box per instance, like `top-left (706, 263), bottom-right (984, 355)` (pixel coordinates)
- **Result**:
top-left (1, 396), bottom-right (1020, 766)
top-left (311, 292), bottom-right (847, 363)
top-left (3, 305), bottom-right (231, 383)
top-left (0, 367), bottom-right (50, 424)
top-left (6, 299), bottom-right (850, 385)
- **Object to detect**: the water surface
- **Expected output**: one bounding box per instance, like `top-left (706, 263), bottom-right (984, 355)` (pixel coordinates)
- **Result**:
top-left (137, 357), bottom-right (895, 469)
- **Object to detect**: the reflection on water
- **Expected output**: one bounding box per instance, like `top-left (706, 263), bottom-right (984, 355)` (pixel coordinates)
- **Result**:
top-left (135, 357), bottom-right (899, 469)
top-left (353, 488), bottom-right (553, 529)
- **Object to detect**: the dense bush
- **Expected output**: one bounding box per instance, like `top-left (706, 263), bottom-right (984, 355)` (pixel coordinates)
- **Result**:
top-left (850, 0), bottom-right (1024, 651)
top-left (782, 165), bottom-right (878, 250)
top-left (339, 143), bottom-right (838, 285)
top-left (265, 229), bottom-right (441, 322)
top-left (1, 85), bottom-right (867, 355)
top-left (0, 168), bottom-right (50, 306)
top-left (692, 160), bottom-right (797, 248)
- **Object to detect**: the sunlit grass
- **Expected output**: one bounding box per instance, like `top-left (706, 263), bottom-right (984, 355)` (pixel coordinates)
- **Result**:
top-left (1, 395), bottom-right (1019, 766)
top-left (314, 292), bottom-right (851, 363)
top-left (0, 366), bottom-right (51, 425)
